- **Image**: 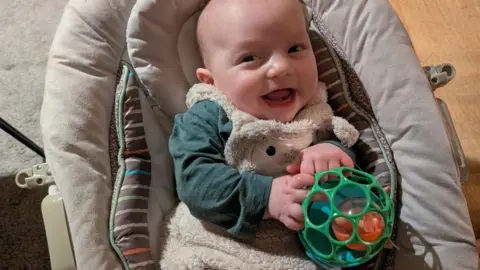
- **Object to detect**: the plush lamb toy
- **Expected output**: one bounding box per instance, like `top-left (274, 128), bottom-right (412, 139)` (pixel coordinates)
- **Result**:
top-left (160, 82), bottom-right (360, 270)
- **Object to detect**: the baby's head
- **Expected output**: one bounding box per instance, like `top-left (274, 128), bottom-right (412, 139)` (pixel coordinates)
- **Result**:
top-left (196, 0), bottom-right (318, 123)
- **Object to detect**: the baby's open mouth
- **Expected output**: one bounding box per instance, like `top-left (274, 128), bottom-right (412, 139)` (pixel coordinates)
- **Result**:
top-left (262, 88), bottom-right (295, 106)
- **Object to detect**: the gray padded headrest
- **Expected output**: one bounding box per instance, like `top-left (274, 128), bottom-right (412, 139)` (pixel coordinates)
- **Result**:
top-left (127, 0), bottom-right (207, 119)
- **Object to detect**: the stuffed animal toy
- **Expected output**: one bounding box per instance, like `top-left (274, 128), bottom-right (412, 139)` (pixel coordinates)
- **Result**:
top-left (186, 82), bottom-right (360, 177)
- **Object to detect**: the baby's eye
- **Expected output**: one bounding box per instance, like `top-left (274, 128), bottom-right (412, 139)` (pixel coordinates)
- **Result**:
top-left (241, 55), bottom-right (259, 63)
top-left (288, 45), bottom-right (303, 54)
top-left (266, 146), bottom-right (276, 156)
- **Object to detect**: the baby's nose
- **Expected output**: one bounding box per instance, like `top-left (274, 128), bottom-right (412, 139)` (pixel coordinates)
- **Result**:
top-left (267, 55), bottom-right (292, 78)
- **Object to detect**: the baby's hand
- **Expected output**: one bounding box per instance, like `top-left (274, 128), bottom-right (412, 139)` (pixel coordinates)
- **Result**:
top-left (286, 143), bottom-right (354, 177)
top-left (265, 173), bottom-right (315, 231)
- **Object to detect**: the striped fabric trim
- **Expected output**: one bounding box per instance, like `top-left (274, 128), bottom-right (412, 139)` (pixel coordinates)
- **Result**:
top-left (309, 30), bottom-right (392, 188)
top-left (115, 209), bottom-right (149, 216)
top-left (125, 169), bottom-right (152, 176)
top-left (110, 63), bottom-right (156, 270)
top-left (309, 29), bottom-right (396, 270)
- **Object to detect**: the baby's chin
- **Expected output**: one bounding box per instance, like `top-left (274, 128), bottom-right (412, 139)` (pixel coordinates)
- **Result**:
top-left (254, 110), bottom-right (300, 123)
top-left (236, 101), bottom-right (303, 123)
top-left (270, 114), bottom-right (297, 123)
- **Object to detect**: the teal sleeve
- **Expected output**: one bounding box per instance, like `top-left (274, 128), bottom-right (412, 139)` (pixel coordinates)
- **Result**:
top-left (168, 100), bottom-right (273, 239)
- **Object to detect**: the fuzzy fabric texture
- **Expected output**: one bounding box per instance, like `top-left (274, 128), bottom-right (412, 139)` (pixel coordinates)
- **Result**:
top-left (186, 82), bottom-right (359, 177)
top-left (161, 202), bottom-right (319, 270)
top-left (160, 82), bottom-right (359, 269)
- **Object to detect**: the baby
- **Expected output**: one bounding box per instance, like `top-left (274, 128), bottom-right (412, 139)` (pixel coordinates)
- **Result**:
top-left (168, 0), bottom-right (356, 239)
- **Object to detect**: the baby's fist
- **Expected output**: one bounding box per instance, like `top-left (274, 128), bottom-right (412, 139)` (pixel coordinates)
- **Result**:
top-left (266, 173), bottom-right (315, 231)
top-left (287, 143), bottom-right (354, 176)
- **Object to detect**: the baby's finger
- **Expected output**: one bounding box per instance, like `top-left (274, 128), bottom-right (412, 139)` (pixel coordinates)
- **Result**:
top-left (286, 161), bottom-right (301, 175)
top-left (343, 169), bottom-right (352, 178)
top-left (290, 173), bottom-right (315, 189)
top-left (339, 155), bottom-right (354, 178)
top-left (281, 216), bottom-right (304, 231)
top-left (288, 203), bottom-right (305, 223)
top-left (327, 159), bottom-right (341, 179)
top-left (300, 156), bottom-right (315, 176)
top-left (313, 158), bottom-right (328, 181)
top-left (340, 154), bottom-right (354, 168)
top-left (293, 188), bottom-right (311, 203)
top-left (328, 159), bottom-right (341, 170)
top-left (309, 191), bottom-right (329, 202)
top-left (286, 154), bottom-right (302, 174)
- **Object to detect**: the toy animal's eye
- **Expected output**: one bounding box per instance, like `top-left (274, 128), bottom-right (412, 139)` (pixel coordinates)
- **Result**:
top-left (266, 146), bottom-right (276, 156)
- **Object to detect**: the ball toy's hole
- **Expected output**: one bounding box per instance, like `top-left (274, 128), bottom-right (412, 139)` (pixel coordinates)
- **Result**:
top-left (357, 211), bottom-right (385, 243)
top-left (335, 245), bottom-right (367, 262)
top-left (370, 186), bottom-right (388, 210)
top-left (333, 185), bottom-right (367, 212)
top-left (331, 210), bottom-right (385, 251)
top-left (331, 216), bottom-right (354, 242)
top-left (305, 227), bottom-right (333, 257)
top-left (306, 191), bottom-right (330, 226)
top-left (315, 170), bottom-right (342, 189)
top-left (341, 167), bottom-right (373, 186)
top-left (331, 196), bottom-right (383, 251)
top-left (318, 177), bottom-right (341, 190)
top-left (337, 197), bottom-right (367, 215)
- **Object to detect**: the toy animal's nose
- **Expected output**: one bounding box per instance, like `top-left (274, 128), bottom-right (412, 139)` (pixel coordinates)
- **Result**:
top-left (284, 150), bottom-right (300, 165)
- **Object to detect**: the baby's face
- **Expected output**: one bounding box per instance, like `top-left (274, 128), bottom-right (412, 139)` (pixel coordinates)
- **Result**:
top-left (197, 0), bottom-right (318, 123)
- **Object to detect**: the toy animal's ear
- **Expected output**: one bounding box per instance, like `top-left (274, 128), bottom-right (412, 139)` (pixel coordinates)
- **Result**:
top-left (313, 118), bottom-right (336, 143)
top-left (231, 110), bottom-right (257, 130)
top-left (225, 123), bottom-right (264, 172)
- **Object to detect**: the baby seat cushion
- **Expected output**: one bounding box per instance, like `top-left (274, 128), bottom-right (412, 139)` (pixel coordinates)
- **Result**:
top-left (111, 0), bottom-right (401, 269)
top-left (41, 0), bottom-right (477, 269)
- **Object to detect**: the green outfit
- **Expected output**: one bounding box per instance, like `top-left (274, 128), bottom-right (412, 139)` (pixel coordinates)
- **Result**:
top-left (169, 100), bottom-right (356, 239)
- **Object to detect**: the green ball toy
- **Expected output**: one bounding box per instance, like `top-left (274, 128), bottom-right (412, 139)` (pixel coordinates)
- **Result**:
top-left (298, 167), bottom-right (394, 268)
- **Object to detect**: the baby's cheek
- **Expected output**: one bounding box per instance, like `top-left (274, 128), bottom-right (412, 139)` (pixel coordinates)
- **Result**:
top-left (236, 99), bottom-right (261, 116)
top-left (237, 100), bottom-right (268, 120)
top-left (224, 91), bottom-right (253, 110)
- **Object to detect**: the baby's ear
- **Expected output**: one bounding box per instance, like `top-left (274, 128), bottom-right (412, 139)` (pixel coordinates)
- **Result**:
top-left (196, 68), bottom-right (214, 84)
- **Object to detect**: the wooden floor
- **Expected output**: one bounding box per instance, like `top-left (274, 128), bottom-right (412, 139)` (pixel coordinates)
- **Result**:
top-left (389, 0), bottom-right (480, 236)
